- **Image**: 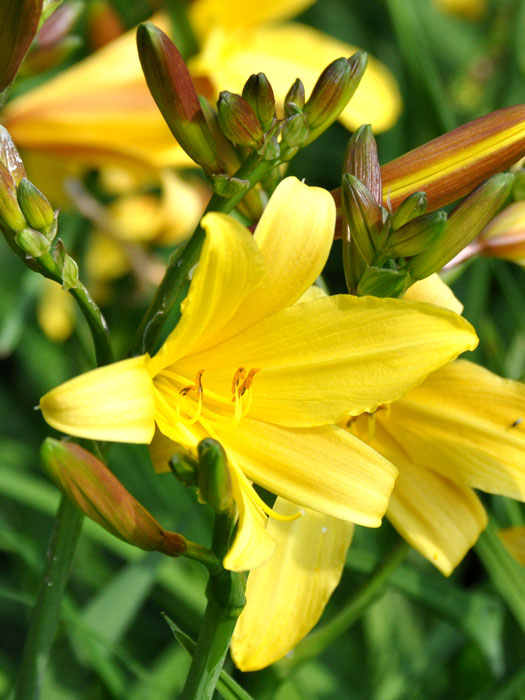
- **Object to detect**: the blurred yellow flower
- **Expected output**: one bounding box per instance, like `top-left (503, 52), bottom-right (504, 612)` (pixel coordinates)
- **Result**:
top-left (477, 200), bottom-right (525, 266)
top-left (433, 0), bottom-right (487, 21)
top-left (37, 278), bottom-right (75, 342)
top-left (498, 526), bottom-right (525, 565)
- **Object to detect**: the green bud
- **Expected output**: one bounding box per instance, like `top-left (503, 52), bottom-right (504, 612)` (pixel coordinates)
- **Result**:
top-left (0, 162), bottom-right (26, 231)
top-left (217, 91), bottom-right (265, 150)
top-left (137, 23), bottom-right (223, 176)
top-left (242, 73), bottom-right (275, 131)
top-left (17, 178), bottom-right (55, 231)
top-left (357, 267), bottom-right (409, 298)
top-left (0, 126), bottom-right (26, 185)
top-left (390, 191), bottom-right (428, 230)
top-left (197, 438), bottom-right (233, 514)
top-left (284, 78), bottom-right (305, 117)
top-left (53, 239), bottom-right (80, 289)
top-left (280, 112), bottom-right (309, 150)
top-left (303, 51), bottom-right (367, 144)
top-left (169, 446), bottom-right (198, 487)
top-left (409, 173), bottom-right (514, 279)
top-left (210, 174), bottom-right (250, 198)
top-left (41, 438), bottom-right (187, 556)
top-left (0, 0), bottom-right (43, 92)
top-left (15, 227), bottom-right (51, 257)
top-left (341, 173), bottom-right (383, 265)
top-left (342, 232), bottom-right (366, 294)
top-left (386, 211), bottom-right (447, 258)
top-left (343, 124), bottom-right (382, 205)
top-left (199, 96), bottom-right (241, 173)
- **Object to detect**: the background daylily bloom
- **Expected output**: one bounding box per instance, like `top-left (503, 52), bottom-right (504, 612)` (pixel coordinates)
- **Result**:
top-left (231, 274), bottom-right (524, 671)
top-left (40, 178), bottom-right (477, 572)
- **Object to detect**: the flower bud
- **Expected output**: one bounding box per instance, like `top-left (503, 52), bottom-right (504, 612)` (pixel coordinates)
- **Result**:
top-left (386, 211), bottom-right (447, 257)
top-left (15, 227), bottom-right (51, 257)
top-left (35, 0), bottom-right (83, 49)
top-left (341, 173), bottom-right (383, 264)
top-left (409, 173), bottom-right (514, 279)
top-left (17, 178), bottom-right (55, 231)
top-left (343, 124), bottom-right (382, 205)
top-left (0, 0), bottom-right (43, 92)
top-left (303, 52), bottom-right (367, 144)
top-left (284, 78), bottom-right (305, 117)
top-left (197, 438), bottom-right (233, 514)
top-left (357, 266), bottom-right (409, 298)
top-left (280, 112), bottom-right (309, 150)
top-left (41, 438), bottom-right (187, 556)
top-left (0, 162), bottom-right (26, 231)
top-left (0, 125), bottom-right (26, 184)
top-left (217, 91), bottom-right (265, 150)
top-left (169, 445), bottom-right (198, 487)
top-left (390, 191), bottom-right (428, 230)
top-left (137, 23), bottom-right (223, 176)
top-left (53, 239), bottom-right (79, 289)
top-left (242, 73), bottom-right (275, 132)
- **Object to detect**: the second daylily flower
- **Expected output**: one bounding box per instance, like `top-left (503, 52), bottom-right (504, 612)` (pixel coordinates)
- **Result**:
top-left (40, 177), bottom-right (477, 571)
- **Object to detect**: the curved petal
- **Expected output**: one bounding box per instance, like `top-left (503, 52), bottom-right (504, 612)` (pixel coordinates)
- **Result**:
top-left (384, 360), bottom-right (525, 500)
top-left (231, 499), bottom-right (353, 670)
top-left (40, 356), bottom-right (156, 443)
top-left (372, 425), bottom-right (487, 575)
top-left (148, 212), bottom-right (265, 376)
top-left (178, 295), bottom-right (478, 427)
top-left (190, 23), bottom-right (401, 133)
top-left (404, 273), bottom-right (464, 314)
top-left (190, 0), bottom-right (316, 37)
top-left (208, 177), bottom-right (336, 343)
top-left (216, 418), bottom-right (397, 526)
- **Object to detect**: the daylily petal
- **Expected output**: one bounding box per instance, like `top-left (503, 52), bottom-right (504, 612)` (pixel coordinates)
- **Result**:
top-left (207, 177), bottom-right (335, 343)
top-left (147, 212), bottom-right (265, 376)
top-left (498, 527), bottom-right (525, 566)
top-left (383, 360), bottom-right (525, 500)
top-left (190, 0), bottom-right (316, 37)
top-left (40, 356), bottom-right (156, 443)
top-left (372, 425), bottom-right (487, 575)
top-left (215, 417), bottom-right (397, 526)
top-left (178, 295), bottom-right (477, 427)
top-left (223, 463), bottom-right (276, 571)
top-left (403, 273), bottom-right (464, 314)
top-left (190, 23), bottom-right (401, 133)
top-left (231, 498), bottom-right (353, 670)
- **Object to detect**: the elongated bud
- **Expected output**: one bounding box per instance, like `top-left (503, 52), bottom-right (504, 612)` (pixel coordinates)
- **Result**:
top-left (386, 211), bottom-right (447, 257)
top-left (0, 126), bottom-right (26, 184)
top-left (0, 163), bottom-right (27, 231)
top-left (343, 124), bottom-right (382, 205)
top-left (197, 438), bottom-right (233, 514)
top-left (242, 73), bottom-right (275, 132)
top-left (342, 173), bottom-right (383, 264)
top-left (36, 0), bottom-right (83, 49)
top-left (304, 52), bottom-right (367, 144)
top-left (17, 178), bottom-right (55, 231)
top-left (169, 445), bottom-right (198, 487)
top-left (41, 438), bottom-right (187, 556)
top-left (284, 78), bottom-right (305, 117)
top-left (391, 191), bottom-right (428, 230)
top-left (0, 0), bottom-right (43, 92)
top-left (15, 226), bottom-right (51, 256)
top-left (357, 267), bottom-right (409, 298)
top-left (137, 23), bottom-right (223, 176)
top-left (477, 200), bottom-right (525, 262)
top-left (409, 173), bottom-right (514, 279)
top-left (280, 113), bottom-right (309, 150)
top-left (217, 92), bottom-right (264, 150)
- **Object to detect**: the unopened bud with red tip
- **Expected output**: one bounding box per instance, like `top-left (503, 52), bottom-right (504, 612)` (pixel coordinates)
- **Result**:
top-left (197, 438), bottom-right (233, 514)
top-left (0, 163), bottom-right (26, 231)
top-left (284, 78), bottom-right (305, 117)
top-left (303, 52), bottom-right (367, 144)
top-left (0, 126), bottom-right (26, 184)
top-left (242, 73), bottom-right (275, 132)
top-left (137, 22), bottom-right (223, 176)
top-left (409, 172), bottom-right (514, 279)
top-left (0, 0), bottom-right (43, 92)
top-left (17, 178), bottom-right (55, 232)
top-left (217, 92), bottom-right (265, 150)
top-left (342, 173), bottom-right (383, 265)
top-left (41, 438), bottom-right (188, 556)
top-left (391, 191), bottom-right (428, 230)
top-left (343, 124), bottom-right (381, 205)
top-left (386, 211), bottom-right (447, 258)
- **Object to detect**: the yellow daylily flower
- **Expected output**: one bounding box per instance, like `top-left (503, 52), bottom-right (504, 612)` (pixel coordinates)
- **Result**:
top-left (40, 178), bottom-right (477, 572)
top-left (231, 273), bottom-right (524, 671)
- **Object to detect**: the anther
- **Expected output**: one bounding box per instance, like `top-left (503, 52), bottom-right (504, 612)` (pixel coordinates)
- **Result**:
top-left (238, 368), bottom-right (260, 397)
top-left (231, 367), bottom-right (246, 395)
top-left (180, 369), bottom-right (205, 396)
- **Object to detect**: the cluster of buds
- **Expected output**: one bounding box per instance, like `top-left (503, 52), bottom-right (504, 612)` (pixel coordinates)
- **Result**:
top-left (339, 106), bottom-right (525, 295)
top-left (137, 22), bottom-right (367, 196)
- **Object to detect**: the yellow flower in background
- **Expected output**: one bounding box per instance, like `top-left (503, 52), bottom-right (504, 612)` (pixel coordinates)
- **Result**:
top-left (476, 200), bottom-right (525, 267)
top-left (37, 278), bottom-right (76, 342)
top-left (231, 274), bottom-right (525, 672)
top-left (40, 178), bottom-right (476, 572)
top-left (433, 0), bottom-right (487, 22)
top-left (498, 526), bottom-right (525, 565)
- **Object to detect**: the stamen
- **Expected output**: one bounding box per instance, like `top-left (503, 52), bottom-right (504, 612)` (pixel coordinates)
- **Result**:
top-left (237, 368), bottom-right (260, 397)
top-left (231, 367), bottom-right (246, 395)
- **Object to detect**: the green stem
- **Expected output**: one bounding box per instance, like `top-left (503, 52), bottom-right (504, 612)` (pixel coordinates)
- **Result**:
top-left (165, 0), bottom-right (199, 59)
top-left (13, 497), bottom-right (83, 700)
top-left (129, 154), bottom-right (276, 356)
top-left (275, 539), bottom-right (409, 676)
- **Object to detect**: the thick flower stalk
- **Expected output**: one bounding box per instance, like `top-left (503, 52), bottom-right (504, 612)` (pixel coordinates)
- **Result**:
top-left (40, 178), bottom-right (477, 572)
